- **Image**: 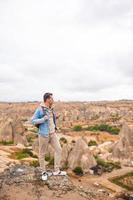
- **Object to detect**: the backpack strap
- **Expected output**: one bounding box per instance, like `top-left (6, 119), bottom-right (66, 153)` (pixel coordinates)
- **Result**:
top-left (41, 106), bottom-right (47, 116)
top-left (51, 109), bottom-right (57, 130)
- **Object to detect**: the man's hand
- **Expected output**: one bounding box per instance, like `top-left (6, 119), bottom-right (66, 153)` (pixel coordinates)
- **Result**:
top-left (44, 115), bottom-right (48, 121)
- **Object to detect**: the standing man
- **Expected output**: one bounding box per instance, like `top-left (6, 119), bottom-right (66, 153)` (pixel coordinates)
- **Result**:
top-left (31, 92), bottom-right (66, 180)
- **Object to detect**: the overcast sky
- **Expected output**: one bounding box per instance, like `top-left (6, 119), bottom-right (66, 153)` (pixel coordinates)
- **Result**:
top-left (0, 0), bottom-right (133, 102)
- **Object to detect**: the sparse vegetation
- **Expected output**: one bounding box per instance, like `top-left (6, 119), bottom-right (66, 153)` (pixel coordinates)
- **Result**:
top-left (110, 171), bottom-right (133, 191)
top-left (60, 137), bottom-right (67, 144)
top-left (45, 154), bottom-right (54, 166)
top-left (45, 154), bottom-right (51, 161)
top-left (48, 157), bottom-right (54, 166)
top-left (72, 124), bottom-right (120, 135)
top-left (72, 125), bottom-right (82, 131)
top-left (26, 136), bottom-right (33, 145)
top-left (95, 156), bottom-right (121, 172)
top-left (26, 133), bottom-right (38, 146)
top-left (30, 160), bottom-right (39, 167)
top-left (73, 166), bottom-right (83, 176)
top-left (86, 124), bottom-right (120, 135)
top-left (0, 140), bottom-right (14, 145)
top-left (88, 140), bottom-right (97, 146)
top-left (13, 148), bottom-right (38, 160)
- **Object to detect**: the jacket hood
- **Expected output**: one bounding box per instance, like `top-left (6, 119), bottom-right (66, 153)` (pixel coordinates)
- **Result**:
top-left (40, 102), bottom-right (54, 110)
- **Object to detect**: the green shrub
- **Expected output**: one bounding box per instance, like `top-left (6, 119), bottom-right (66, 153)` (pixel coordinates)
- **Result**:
top-left (73, 166), bottom-right (83, 176)
top-left (26, 136), bottom-right (34, 146)
top-left (15, 148), bottom-right (38, 160)
top-left (86, 124), bottom-right (120, 135)
top-left (0, 140), bottom-right (14, 145)
top-left (73, 125), bottom-right (82, 131)
top-left (48, 157), bottom-right (54, 166)
top-left (22, 148), bottom-right (38, 158)
top-left (60, 137), bottom-right (67, 144)
top-left (86, 125), bottom-right (99, 131)
top-left (45, 154), bottom-right (54, 166)
top-left (15, 152), bottom-right (29, 160)
top-left (45, 154), bottom-right (51, 161)
top-left (30, 160), bottom-right (39, 167)
top-left (88, 140), bottom-right (97, 146)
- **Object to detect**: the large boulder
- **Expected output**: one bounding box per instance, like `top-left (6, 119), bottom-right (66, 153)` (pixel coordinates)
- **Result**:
top-left (112, 123), bottom-right (133, 160)
top-left (68, 138), bottom-right (97, 173)
top-left (80, 148), bottom-right (97, 173)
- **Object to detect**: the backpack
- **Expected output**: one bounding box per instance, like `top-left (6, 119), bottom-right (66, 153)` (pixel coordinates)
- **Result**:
top-left (35, 106), bottom-right (47, 129)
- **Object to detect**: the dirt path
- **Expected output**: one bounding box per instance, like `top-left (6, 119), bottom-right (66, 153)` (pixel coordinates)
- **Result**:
top-left (72, 167), bottom-right (133, 193)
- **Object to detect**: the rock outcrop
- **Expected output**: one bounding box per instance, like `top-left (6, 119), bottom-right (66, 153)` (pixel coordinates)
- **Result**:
top-left (0, 164), bottom-right (114, 200)
top-left (1, 100), bottom-right (133, 130)
top-left (0, 118), bottom-right (28, 145)
top-left (112, 123), bottom-right (133, 160)
top-left (0, 119), bottom-right (13, 142)
top-left (65, 138), bottom-right (97, 173)
top-left (32, 137), bottom-right (96, 173)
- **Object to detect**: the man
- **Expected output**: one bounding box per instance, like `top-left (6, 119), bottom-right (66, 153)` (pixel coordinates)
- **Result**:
top-left (31, 92), bottom-right (66, 180)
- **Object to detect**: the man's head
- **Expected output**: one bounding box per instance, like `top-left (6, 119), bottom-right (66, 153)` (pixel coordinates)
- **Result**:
top-left (43, 92), bottom-right (54, 107)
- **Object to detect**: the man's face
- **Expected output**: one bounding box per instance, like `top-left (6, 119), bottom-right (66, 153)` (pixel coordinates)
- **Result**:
top-left (48, 95), bottom-right (54, 106)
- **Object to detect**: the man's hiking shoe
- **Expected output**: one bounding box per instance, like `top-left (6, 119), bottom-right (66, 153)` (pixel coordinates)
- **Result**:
top-left (41, 171), bottom-right (48, 181)
top-left (41, 170), bottom-right (53, 181)
top-left (53, 170), bottom-right (67, 176)
top-left (41, 170), bottom-right (66, 180)
top-left (46, 170), bottom-right (53, 177)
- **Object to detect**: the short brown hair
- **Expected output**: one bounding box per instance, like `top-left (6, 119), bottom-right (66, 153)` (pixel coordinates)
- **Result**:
top-left (43, 92), bottom-right (53, 102)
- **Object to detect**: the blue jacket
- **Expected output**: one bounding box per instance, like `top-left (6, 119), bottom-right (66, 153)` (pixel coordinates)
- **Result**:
top-left (31, 103), bottom-right (57, 137)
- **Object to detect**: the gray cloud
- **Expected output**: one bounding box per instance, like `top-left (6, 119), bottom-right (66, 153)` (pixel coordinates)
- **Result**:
top-left (0, 0), bottom-right (133, 101)
top-left (79, 0), bottom-right (133, 28)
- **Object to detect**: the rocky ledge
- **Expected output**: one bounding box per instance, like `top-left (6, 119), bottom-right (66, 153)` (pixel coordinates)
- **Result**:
top-left (0, 164), bottom-right (132, 200)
